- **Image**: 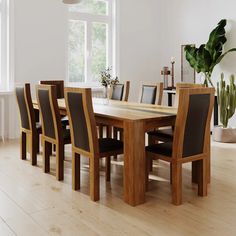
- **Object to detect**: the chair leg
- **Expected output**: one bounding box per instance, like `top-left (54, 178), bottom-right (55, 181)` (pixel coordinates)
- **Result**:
top-left (198, 159), bottom-right (207, 197)
top-left (72, 152), bottom-right (80, 190)
top-left (171, 162), bottom-right (182, 205)
top-left (192, 161), bottom-right (198, 184)
top-left (53, 144), bottom-right (56, 152)
top-left (106, 126), bottom-right (112, 138)
top-left (43, 140), bottom-right (51, 173)
top-left (148, 135), bottom-right (156, 172)
top-left (120, 130), bottom-right (124, 141)
top-left (99, 125), bottom-right (103, 138)
top-left (145, 155), bottom-right (150, 191)
top-left (36, 133), bottom-right (40, 154)
top-left (113, 127), bottom-right (118, 160)
top-left (206, 153), bottom-right (211, 184)
top-left (106, 156), bottom-right (111, 182)
top-left (30, 134), bottom-right (37, 166)
top-left (20, 132), bottom-right (27, 160)
top-left (56, 144), bottom-right (64, 181)
top-left (90, 156), bottom-right (99, 201)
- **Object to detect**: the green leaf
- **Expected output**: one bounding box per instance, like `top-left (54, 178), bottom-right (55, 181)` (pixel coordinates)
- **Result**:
top-left (184, 19), bottom-right (236, 86)
top-left (205, 19), bottom-right (227, 61)
top-left (215, 48), bottom-right (236, 65)
top-left (196, 45), bottom-right (212, 72)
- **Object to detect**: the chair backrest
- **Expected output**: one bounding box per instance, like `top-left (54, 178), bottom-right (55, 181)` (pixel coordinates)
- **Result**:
top-left (140, 82), bottom-right (163, 105)
top-left (174, 83), bottom-right (205, 107)
top-left (110, 81), bottom-right (130, 101)
top-left (65, 87), bottom-right (98, 156)
top-left (172, 87), bottom-right (215, 159)
top-left (15, 84), bottom-right (36, 132)
top-left (40, 80), bottom-right (64, 99)
top-left (36, 85), bottom-right (62, 141)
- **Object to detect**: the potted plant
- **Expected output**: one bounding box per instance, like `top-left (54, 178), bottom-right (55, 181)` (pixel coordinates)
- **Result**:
top-left (213, 73), bottom-right (236, 143)
top-left (100, 67), bottom-right (119, 98)
top-left (185, 19), bottom-right (236, 87)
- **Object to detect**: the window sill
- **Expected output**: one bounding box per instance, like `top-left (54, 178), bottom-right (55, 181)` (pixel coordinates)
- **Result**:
top-left (66, 82), bottom-right (104, 91)
top-left (0, 90), bottom-right (14, 95)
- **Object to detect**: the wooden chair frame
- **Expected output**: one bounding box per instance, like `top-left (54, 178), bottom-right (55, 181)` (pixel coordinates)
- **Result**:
top-left (174, 83), bottom-right (205, 107)
top-left (146, 87), bottom-right (215, 205)
top-left (139, 82), bottom-right (164, 105)
top-left (40, 80), bottom-right (64, 98)
top-left (36, 84), bottom-right (67, 181)
top-left (65, 87), bottom-right (123, 201)
top-left (108, 81), bottom-right (130, 102)
top-left (16, 83), bottom-right (40, 165)
top-left (100, 81), bottom-right (130, 140)
top-left (148, 83), bottom-right (205, 171)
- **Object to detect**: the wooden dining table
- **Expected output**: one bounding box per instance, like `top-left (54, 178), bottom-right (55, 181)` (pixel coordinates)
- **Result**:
top-left (33, 98), bottom-right (177, 206)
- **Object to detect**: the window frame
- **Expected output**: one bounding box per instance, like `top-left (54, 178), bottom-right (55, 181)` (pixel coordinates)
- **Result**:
top-left (0, 0), bottom-right (13, 91)
top-left (66, 0), bottom-right (116, 86)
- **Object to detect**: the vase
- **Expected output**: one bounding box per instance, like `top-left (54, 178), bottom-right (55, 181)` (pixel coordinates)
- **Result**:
top-left (103, 86), bottom-right (110, 104)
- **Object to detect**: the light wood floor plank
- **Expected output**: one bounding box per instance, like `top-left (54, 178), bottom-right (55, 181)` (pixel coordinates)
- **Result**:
top-left (0, 140), bottom-right (236, 235)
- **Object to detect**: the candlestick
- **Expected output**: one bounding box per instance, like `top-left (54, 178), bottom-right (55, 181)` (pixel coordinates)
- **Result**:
top-left (171, 61), bottom-right (175, 89)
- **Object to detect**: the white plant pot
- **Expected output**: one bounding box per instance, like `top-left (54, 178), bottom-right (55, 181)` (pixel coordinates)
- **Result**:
top-left (213, 126), bottom-right (236, 143)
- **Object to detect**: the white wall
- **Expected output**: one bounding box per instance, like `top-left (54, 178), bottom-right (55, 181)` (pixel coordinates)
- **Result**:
top-left (6, 0), bottom-right (236, 139)
top-left (14, 0), bottom-right (68, 88)
top-left (7, 0), bottom-right (68, 138)
top-left (119, 0), bottom-right (162, 102)
top-left (119, 0), bottom-right (236, 126)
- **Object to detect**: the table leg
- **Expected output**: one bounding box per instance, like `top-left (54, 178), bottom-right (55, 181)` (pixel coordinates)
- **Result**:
top-left (123, 120), bottom-right (145, 206)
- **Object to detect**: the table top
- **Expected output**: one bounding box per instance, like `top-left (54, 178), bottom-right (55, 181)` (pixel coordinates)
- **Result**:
top-left (59, 98), bottom-right (177, 121)
top-left (33, 98), bottom-right (177, 122)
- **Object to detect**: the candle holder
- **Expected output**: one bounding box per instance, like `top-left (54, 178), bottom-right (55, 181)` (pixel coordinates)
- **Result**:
top-left (161, 58), bottom-right (176, 90)
top-left (161, 66), bottom-right (171, 89)
top-left (171, 61), bottom-right (175, 89)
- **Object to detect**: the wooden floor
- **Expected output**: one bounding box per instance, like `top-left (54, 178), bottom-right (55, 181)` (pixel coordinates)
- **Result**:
top-left (0, 140), bottom-right (236, 236)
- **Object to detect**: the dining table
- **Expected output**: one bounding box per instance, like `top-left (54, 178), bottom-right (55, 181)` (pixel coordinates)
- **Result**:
top-left (33, 98), bottom-right (177, 206)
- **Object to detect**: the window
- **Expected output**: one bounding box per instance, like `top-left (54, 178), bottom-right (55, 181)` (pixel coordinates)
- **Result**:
top-left (0, 0), bottom-right (11, 91)
top-left (67, 0), bottom-right (115, 84)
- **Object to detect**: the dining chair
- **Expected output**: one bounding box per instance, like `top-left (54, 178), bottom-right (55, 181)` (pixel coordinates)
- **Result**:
top-left (99, 81), bottom-right (130, 139)
top-left (36, 85), bottom-right (71, 181)
top-left (109, 81), bottom-right (130, 101)
top-left (145, 87), bottom-right (215, 205)
top-left (139, 83), bottom-right (163, 105)
top-left (148, 83), bottom-right (205, 144)
top-left (147, 83), bottom-right (205, 171)
top-left (64, 87), bottom-right (123, 201)
top-left (40, 80), bottom-right (68, 127)
top-left (15, 83), bottom-right (41, 165)
top-left (109, 81), bottom-right (130, 158)
top-left (40, 80), bottom-right (64, 98)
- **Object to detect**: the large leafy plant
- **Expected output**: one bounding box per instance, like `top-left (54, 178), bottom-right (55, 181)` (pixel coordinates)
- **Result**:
top-left (185, 19), bottom-right (236, 86)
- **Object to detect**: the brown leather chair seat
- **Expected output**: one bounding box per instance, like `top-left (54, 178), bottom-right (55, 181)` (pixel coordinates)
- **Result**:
top-left (146, 142), bottom-right (172, 157)
top-left (99, 138), bottom-right (123, 153)
top-left (148, 128), bottom-right (173, 141)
